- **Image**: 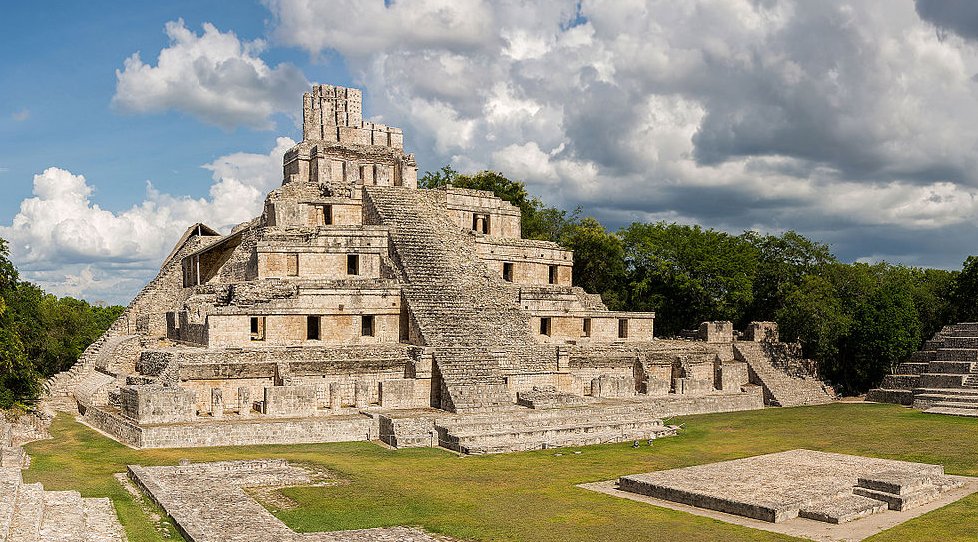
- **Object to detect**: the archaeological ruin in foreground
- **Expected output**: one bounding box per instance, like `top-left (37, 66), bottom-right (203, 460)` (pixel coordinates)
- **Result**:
top-left (38, 83), bottom-right (834, 453)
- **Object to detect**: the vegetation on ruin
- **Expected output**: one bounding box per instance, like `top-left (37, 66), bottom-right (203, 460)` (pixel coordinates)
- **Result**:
top-left (24, 404), bottom-right (978, 542)
top-left (0, 238), bottom-right (124, 408)
top-left (421, 167), bottom-right (966, 394)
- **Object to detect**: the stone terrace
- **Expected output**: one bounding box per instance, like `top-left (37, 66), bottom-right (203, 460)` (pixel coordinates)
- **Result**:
top-left (128, 460), bottom-right (443, 542)
top-left (618, 450), bottom-right (962, 524)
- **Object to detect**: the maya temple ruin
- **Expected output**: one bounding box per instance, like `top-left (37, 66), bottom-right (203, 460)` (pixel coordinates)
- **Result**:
top-left (4, 84), bottom-right (978, 542)
top-left (36, 83), bottom-right (836, 453)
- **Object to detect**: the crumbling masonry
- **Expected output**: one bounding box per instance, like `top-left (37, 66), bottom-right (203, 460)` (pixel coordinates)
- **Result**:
top-left (43, 84), bottom-right (832, 453)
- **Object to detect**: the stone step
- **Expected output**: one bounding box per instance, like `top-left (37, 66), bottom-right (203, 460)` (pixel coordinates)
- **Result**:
top-left (941, 337), bottom-right (978, 349)
top-left (933, 349), bottom-right (978, 362)
top-left (896, 362), bottom-right (930, 374)
top-left (82, 498), bottom-right (126, 542)
top-left (798, 493), bottom-right (887, 524)
top-left (926, 361), bottom-right (976, 373)
top-left (865, 388), bottom-right (914, 405)
top-left (853, 478), bottom-right (962, 511)
top-left (39, 491), bottom-right (86, 542)
top-left (0, 468), bottom-right (21, 541)
top-left (923, 406), bottom-right (978, 417)
top-left (917, 373), bottom-right (968, 388)
top-left (7, 483), bottom-right (43, 542)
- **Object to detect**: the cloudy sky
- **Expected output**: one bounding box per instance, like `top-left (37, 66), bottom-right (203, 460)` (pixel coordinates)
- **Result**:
top-left (2, 0), bottom-right (978, 305)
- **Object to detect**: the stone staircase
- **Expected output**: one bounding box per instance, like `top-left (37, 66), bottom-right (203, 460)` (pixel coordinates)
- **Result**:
top-left (41, 224), bottom-right (207, 410)
top-left (733, 342), bottom-right (834, 407)
top-left (868, 323), bottom-right (978, 416)
top-left (434, 404), bottom-right (677, 454)
top-left (0, 447), bottom-right (125, 542)
top-left (364, 186), bottom-right (542, 412)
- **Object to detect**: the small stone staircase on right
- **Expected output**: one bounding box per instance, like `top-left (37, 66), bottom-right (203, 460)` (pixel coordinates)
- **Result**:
top-left (867, 323), bottom-right (978, 417)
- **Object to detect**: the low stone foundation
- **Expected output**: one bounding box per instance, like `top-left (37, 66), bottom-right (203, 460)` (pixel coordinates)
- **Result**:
top-left (81, 404), bottom-right (377, 448)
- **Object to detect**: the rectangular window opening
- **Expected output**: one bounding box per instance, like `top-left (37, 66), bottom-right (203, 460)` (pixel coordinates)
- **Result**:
top-left (548, 265), bottom-right (558, 284)
top-left (250, 316), bottom-right (266, 341)
top-left (502, 262), bottom-right (514, 282)
top-left (347, 254), bottom-right (360, 275)
top-left (583, 318), bottom-right (592, 338)
top-left (361, 315), bottom-right (375, 337)
top-left (618, 318), bottom-right (629, 339)
top-left (540, 317), bottom-right (552, 336)
top-left (307, 316), bottom-right (321, 341)
top-left (287, 253), bottom-right (299, 276)
top-left (314, 204), bottom-right (332, 226)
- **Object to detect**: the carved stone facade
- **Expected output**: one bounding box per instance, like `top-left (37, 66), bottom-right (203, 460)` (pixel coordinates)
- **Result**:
top-left (43, 84), bottom-right (831, 452)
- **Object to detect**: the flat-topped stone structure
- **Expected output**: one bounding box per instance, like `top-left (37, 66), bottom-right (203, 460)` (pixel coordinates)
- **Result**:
top-left (42, 83), bottom-right (831, 453)
top-left (617, 450), bottom-right (962, 524)
top-left (128, 459), bottom-right (443, 542)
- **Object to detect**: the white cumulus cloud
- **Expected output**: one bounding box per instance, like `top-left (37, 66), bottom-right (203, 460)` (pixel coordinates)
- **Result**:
top-left (0, 138), bottom-right (293, 303)
top-left (113, 19), bottom-right (308, 129)
top-left (263, 0), bottom-right (978, 267)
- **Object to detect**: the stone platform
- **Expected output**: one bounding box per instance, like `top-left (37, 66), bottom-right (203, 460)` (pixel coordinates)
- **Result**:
top-left (583, 450), bottom-right (978, 541)
top-left (617, 450), bottom-right (961, 524)
top-left (128, 460), bottom-right (446, 542)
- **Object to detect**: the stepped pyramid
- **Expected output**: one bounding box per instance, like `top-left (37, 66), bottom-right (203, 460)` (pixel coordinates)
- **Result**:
top-left (40, 84), bottom-right (821, 452)
top-left (868, 323), bottom-right (978, 416)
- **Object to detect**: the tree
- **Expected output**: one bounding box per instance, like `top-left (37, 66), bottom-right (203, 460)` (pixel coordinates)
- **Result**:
top-left (743, 230), bottom-right (835, 320)
top-left (620, 222), bottom-right (758, 335)
top-left (418, 167), bottom-right (572, 240)
top-left (949, 255), bottom-right (978, 322)
top-left (560, 217), bottom-right (626, 309)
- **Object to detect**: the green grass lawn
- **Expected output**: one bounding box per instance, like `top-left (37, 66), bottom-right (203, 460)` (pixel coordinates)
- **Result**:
top-left (22, 403), bottom-right (978, 542)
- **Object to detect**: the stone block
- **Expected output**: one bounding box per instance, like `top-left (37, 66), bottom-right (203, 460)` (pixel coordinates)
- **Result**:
top-left (120, 385), bottom-right (196, 424)
top-left (745, 321), bottom-right (779, 342)
top-left (379, 379), bottom-right (415, 408)
top-left (263, 386), bottom-right (317, 417)
top-left (237, 387), bottom-right (251, 417)
top-left (211, 388), bottom-right (224, 419)
top-left (699, 321), bottom-right (734, 343)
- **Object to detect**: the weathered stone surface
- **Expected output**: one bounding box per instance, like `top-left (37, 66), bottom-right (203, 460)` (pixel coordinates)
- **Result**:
top-left (618, 450), bottom-right (962, 524)
top-left (128, 459), bottom-right (444, 541)
top-left (44, 83), bottom-right (828, 453)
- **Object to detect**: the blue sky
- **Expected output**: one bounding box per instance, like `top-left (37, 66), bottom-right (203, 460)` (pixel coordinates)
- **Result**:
top-left (0, 1), bottom-right (348, 218)
top-left (4, 1), bottom-right (978, 304)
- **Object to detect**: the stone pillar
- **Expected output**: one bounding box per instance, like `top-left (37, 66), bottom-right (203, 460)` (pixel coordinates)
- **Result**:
top-left (329, 382), bottom-right (342, 410)
top-left (237, 387), bottom-right (251, 417)
top-left (354, 381), bottom-right (370, 408)
top-left (211, 388), bottom-right (224, 419)
top-left (315, 383), bottom-right (329, 410)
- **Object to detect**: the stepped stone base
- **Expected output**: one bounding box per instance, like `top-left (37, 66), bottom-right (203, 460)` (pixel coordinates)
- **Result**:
top-left (616, 450), bottom-right (961, 524)
top-left (1, 445), bottom-right (125, 542)
top-left (128, 460), bottom-right (445, 542)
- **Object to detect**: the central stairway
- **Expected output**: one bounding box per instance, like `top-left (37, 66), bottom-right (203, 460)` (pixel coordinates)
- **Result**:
top-left (364, 186), bottom-right (539, 412)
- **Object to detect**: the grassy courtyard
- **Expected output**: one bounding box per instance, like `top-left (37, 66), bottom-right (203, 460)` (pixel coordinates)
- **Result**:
top-left (22, 403), bottom-right (978, 542)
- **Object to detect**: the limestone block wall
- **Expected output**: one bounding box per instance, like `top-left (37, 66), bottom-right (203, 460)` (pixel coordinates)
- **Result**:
top-left (379, 379), bottom-right (430, 408)
top-left (530, 314), bottom-right (654, 343)
top-left (474, 239), bottom-right (573, 286)
top-left (717, 361), bottom-right (749, 392)
top-left (263, 385), bottom-right (318, 417)
top-left (258, 252), bottom-right (382, 280)
top-left (266, 198), bottom-right (363, 228)
top-left (699, 321), bottom-right (734, 343)
top-left (445, 188), bottom-right (521, 237)
top-left (206, 312), bottom-right (401, 347)
top-left (120, 386), bottom-right (196, 424)
top-left (182, 378), bottom-right (272, 415)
